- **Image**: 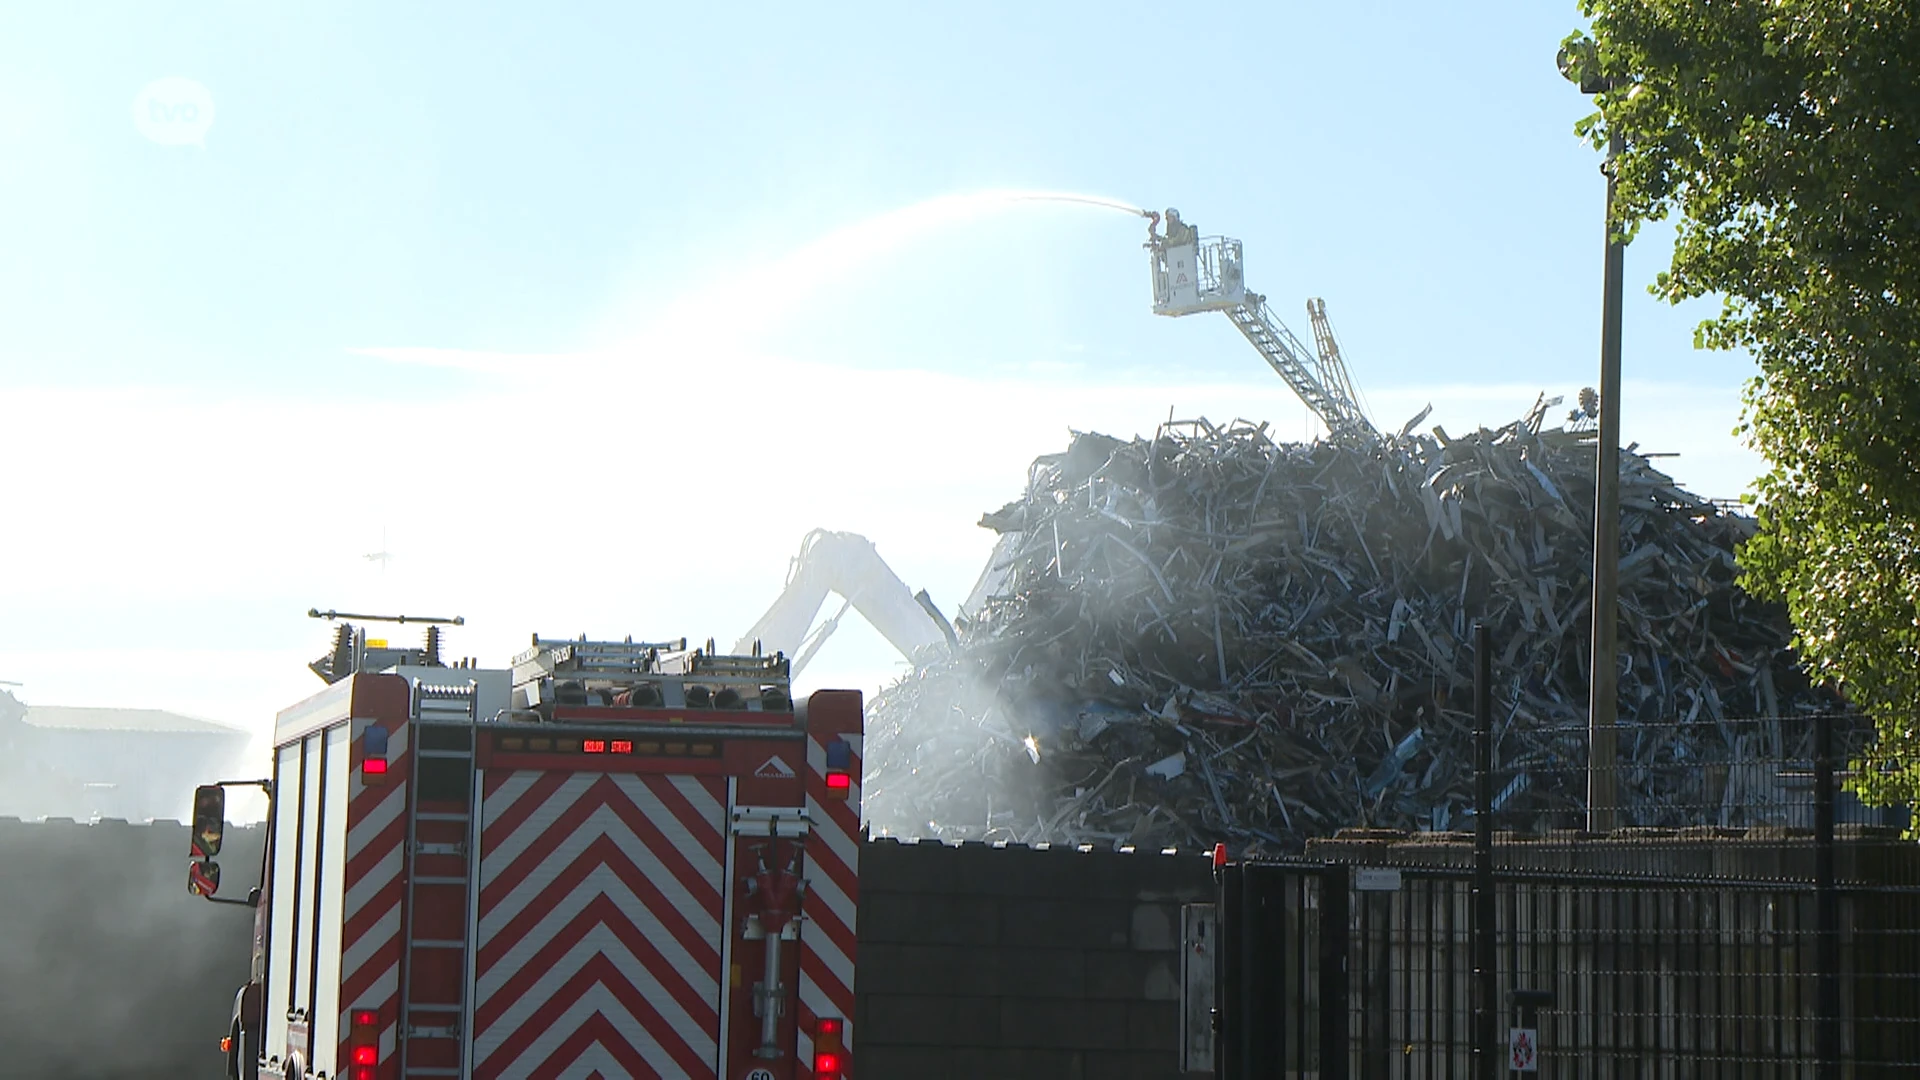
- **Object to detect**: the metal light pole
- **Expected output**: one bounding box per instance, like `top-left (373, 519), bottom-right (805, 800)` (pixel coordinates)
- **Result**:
top-left (1560, 39), bottom-right (1623, 833)
top-left (1588, 126), bottom-right (1625, 834)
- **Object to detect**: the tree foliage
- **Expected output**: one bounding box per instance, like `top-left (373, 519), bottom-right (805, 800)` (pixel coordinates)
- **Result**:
top-left (1567, 1), bottom-right (1920, 806)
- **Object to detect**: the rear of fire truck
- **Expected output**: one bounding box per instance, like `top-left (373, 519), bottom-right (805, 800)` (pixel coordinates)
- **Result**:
top-left (188, 632), bottom-right (862, 1080)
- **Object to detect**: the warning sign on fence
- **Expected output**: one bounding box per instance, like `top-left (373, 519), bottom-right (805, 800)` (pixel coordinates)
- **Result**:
top-left (1508, 1027), bottom-right (1538, 1072)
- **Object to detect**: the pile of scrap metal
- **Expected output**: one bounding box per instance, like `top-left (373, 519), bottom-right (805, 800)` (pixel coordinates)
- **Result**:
top-left (862, 413), bottom-right (1852, 854)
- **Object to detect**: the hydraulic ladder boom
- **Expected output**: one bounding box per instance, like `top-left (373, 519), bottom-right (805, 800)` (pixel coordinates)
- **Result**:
top-left (1305, 296), bottom-right (1367, 427)
top-left (1144, 208), bottom-right (1377, 440)
top-left (1224, 295), bottom-right (1372, 437)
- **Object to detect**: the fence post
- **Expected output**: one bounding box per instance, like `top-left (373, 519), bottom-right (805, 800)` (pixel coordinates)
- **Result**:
top-left (1320, 863), bottom-right (1350, 1080)
top-left (1814, 710), bottom-right (1839, 1079)
top-left (1215, 859), bottom-right (1243, 1080)
top-left (1473, 621), bottom-right (1497, 1080)
top-left (1237, 863), bottom-right (1283, 1080)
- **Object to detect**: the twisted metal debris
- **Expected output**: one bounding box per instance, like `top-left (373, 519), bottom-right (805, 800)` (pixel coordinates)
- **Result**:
top-left (862, 413), bottom-right (1846, 855)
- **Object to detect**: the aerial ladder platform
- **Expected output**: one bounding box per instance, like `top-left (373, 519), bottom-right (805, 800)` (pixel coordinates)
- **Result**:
top-left (1143, 208), bottom-right (1378, 441)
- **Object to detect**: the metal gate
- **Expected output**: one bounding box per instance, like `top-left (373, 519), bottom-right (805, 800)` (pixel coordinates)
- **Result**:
top-left (1215, 857), bottom-right (1920, 1079)
top-left (1208, 626), bottom-right (1920, 1078)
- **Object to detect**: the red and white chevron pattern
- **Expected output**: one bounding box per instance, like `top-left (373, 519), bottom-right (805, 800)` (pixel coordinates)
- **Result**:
top-left (797, 731), bottom-right (861, 1065)
top-left (338, 715), bottom-right (410, 1069)
top-left (473, 770), bottom-right (729, 1080)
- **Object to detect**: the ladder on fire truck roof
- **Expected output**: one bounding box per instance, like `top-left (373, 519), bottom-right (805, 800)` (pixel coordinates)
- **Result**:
top-left (515, 635), bottom-right (689, 676)
top-left (513, 634), bottom-right (795, 710)
top-left (398, 680), bottom-right (481, 1079)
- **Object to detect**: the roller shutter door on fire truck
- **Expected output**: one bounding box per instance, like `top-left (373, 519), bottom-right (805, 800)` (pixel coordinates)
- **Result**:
top-left (472, 769), bottom-right (729, 1078)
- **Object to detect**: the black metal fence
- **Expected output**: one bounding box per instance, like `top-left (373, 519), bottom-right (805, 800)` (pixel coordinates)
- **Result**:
top-left (1216, 625), bottom-right (1920, 1078)
top-left (1219, 858), bottom-right (1920, 1078)
top-left (1470, 710), bottom-right (1910, 878)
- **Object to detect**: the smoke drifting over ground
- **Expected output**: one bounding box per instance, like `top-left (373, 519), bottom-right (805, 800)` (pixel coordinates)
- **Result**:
top-left (0, 819), bottom-right (261, 1080)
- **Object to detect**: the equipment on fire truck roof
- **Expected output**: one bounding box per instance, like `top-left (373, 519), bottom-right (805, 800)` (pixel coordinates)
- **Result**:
top-left (308, 608), bottom-right (465, 626)
top-left (305, 608), bottom-right (475, 685)
top-left (511, 633), bottom-right (798, 717)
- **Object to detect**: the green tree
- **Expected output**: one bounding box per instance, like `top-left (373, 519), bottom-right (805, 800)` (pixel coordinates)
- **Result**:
top-left (1564, 2), bottom-right (1920, 808)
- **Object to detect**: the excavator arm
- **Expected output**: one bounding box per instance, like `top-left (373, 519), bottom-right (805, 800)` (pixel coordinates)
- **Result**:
top-left (734, 529), bottom-right (956, 679)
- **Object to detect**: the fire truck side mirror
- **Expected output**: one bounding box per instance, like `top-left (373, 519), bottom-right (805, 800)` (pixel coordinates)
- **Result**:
top-left (189, 857), bottom-right (223, 898)
top-left (191, 784), bottom-right (226, 858)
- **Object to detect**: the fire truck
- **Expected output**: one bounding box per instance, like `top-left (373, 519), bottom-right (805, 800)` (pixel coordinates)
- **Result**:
top-left (188, 618), bottom-right (862, 1080)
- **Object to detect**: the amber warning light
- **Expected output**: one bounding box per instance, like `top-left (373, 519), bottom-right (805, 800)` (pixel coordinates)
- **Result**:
top-left (582, 739), bottom-right (638, 755)
top-left (498, 735), bottom-right (710, 756)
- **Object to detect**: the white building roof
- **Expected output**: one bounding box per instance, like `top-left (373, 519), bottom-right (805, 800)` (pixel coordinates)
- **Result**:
top-left (21, 705), bottom-right (248, 737)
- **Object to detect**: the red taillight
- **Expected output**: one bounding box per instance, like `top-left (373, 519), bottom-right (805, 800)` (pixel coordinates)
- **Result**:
top-left (824, 771), bottom-right (851, 798)
top-left (349, 1006), bottom-right (378, 1077)
top-left (812, 1014), bottom-right (846, 1076)
top-left (583, 739), bottom-right (606, 753)
top-left (361, 726), bottom-right (390, 786)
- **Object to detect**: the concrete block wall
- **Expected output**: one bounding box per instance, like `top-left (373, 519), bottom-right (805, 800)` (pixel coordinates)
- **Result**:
top-left (855, 838), bottom-right (1215, 1080)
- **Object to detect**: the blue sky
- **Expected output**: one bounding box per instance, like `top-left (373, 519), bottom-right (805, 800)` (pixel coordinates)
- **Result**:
top-left (0, 2), bottom-right (1766, 789)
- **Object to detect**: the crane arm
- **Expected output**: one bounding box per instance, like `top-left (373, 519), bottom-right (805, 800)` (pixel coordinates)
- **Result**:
top-left (733, 529), bottom-right (954, 677)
